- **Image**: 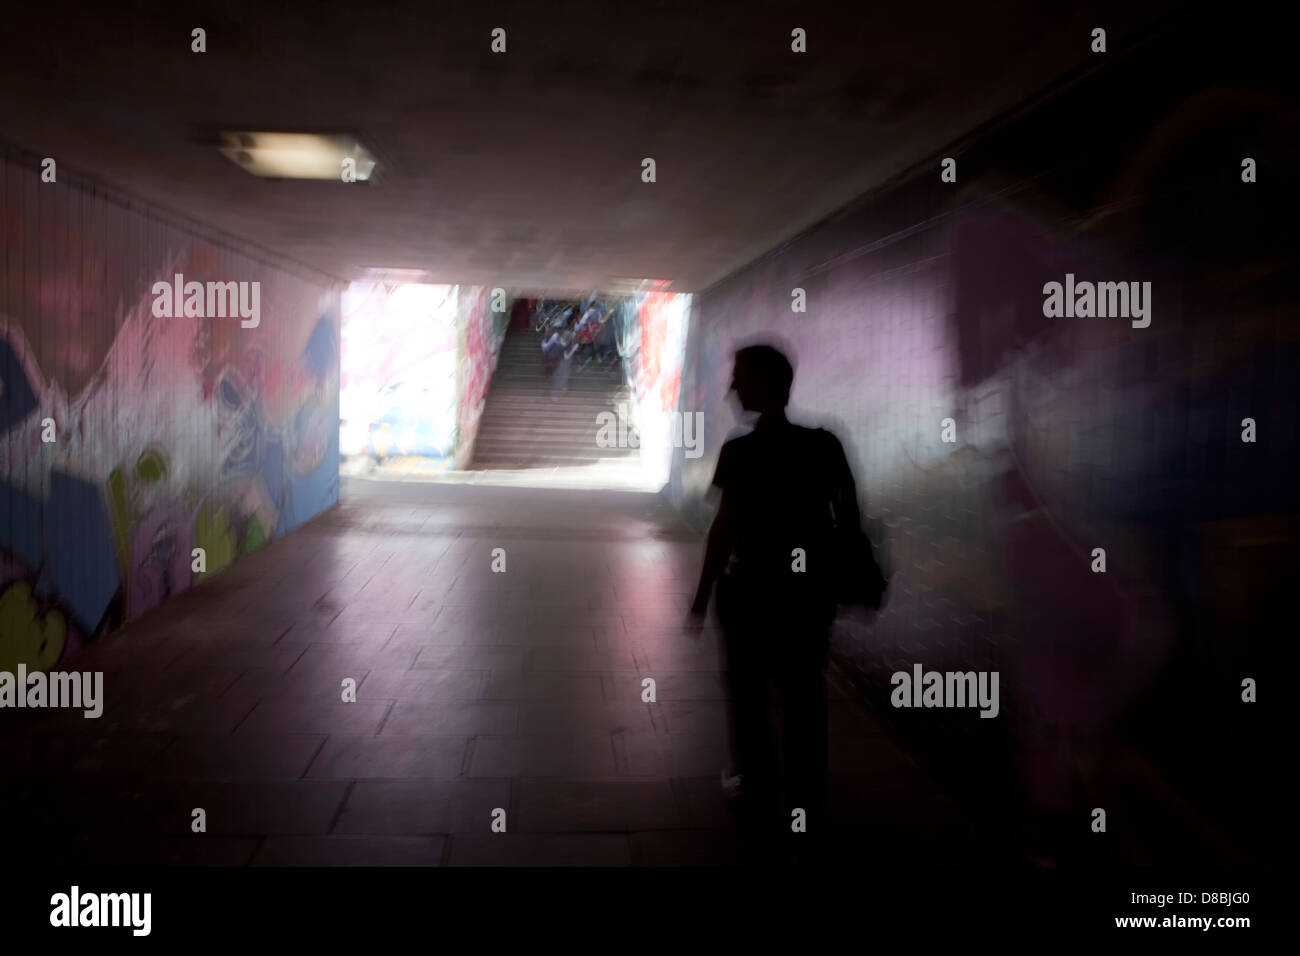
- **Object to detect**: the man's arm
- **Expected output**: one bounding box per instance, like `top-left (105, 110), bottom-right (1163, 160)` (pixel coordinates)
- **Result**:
top-left (691, 493), bottom-right (735, 614)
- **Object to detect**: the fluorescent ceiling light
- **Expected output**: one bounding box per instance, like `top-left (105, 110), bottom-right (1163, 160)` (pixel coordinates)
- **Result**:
top-left (219, 132), bottom-right (376, 181)
top-left (357, 267), bottom-right (434, 282)
top-left (606, 278), bottom-right (673, 293)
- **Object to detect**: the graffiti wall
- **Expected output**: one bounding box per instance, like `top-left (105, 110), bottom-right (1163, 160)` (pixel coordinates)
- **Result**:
top-left (625, 285), bottom-right (691, 488)
top-left (511, 286), bottom-right (695, 488)
top-left (338, 281), bottom-right (506, 469)
top-left (672, 28), bottom-right (1295, 854)
top-left (340, 282), bottom-right (459, 461)
top-left (453, 286), bottom-right (508, 469)
top-left (1, 148), bottom-right (341, 671)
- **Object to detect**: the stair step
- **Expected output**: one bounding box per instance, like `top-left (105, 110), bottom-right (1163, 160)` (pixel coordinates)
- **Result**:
top-left (479, 404), bottom-right (628, 415)
top-left (473, 434), bottom-right (631, 447)
top-left (470, 327), bottom-right (640, 472)
top-left (472, 446), bottom-right (635, 459)
top-left (470, 456), bottom-right (634, 469)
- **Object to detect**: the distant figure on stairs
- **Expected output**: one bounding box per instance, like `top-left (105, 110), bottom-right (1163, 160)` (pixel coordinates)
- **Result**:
top-left (548, 324), bottom-right (580, 399)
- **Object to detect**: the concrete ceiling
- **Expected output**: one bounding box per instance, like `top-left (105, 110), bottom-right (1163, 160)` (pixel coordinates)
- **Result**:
top-left (1, 0), bottom-right (1177, 292)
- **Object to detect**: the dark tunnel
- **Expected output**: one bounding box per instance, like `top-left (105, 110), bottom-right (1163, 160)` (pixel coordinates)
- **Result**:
top-left (0, 0), bottom-right (1290, 940)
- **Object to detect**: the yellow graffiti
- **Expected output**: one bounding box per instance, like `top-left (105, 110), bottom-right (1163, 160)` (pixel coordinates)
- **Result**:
top-left (0, 582), bottom-right (68, 673)
top-left (194, 504), bottom-right (237, 574)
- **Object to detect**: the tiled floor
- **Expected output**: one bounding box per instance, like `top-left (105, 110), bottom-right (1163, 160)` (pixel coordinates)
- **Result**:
top-left (2, 477), bottom-right (993, 866)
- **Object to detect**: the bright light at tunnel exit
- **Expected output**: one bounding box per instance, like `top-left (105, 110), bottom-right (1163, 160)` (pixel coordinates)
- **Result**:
top-left (340, 280), bottom-right (692, 492)
top-left (340, 281), bottom-right (459, 464)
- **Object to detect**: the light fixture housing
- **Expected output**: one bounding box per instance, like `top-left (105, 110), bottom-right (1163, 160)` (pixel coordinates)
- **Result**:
top-left (219, 132), bottom-right (376, 181)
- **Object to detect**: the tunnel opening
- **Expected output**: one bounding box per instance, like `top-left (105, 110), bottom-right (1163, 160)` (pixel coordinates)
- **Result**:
top-left (340, 278), bottom-right (692, 492)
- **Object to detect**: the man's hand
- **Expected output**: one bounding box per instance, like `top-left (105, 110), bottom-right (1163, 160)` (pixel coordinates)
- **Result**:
top-left (690, 588), bottom-right (709, 616)
top-left (685, 590), bottom-right (709, 631)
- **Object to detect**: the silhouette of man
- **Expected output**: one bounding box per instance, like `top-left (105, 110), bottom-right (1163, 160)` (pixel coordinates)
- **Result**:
top-left (690, 343), bottom-right (862, 861)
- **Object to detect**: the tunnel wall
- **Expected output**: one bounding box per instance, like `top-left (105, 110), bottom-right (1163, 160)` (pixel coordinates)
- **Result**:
top-left (628, 288), bottom-right (691, 488)
top-left (672, 20), bottom-right (1295, 848)
top-left (454, 286), bottom-right (508, 469)
top-left (337, 282), bottom-right (506, 467)
top-left (1, 147), bottom-right (342, 671)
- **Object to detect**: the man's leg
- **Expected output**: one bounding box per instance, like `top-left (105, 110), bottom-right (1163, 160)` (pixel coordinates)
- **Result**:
top-left (721, 625), bottom-right (775, 796)
top-left (778, 625), bottom-right (831, 863)
top-left (718, 587), bottom-right (779, 858)
top-left (781, 663), bottom-right (829, 821)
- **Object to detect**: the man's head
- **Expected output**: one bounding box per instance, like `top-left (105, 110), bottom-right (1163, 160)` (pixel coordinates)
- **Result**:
top-left (731, 343), bottom-right (794, 413)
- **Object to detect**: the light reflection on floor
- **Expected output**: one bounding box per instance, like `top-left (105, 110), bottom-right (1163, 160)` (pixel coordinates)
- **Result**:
top-left (342, 455), bottom-right (665, 492)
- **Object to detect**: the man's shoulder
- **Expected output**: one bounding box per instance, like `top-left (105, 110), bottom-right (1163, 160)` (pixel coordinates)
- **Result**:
top-left (723, 422), bottom-right (833, 445)
top-left (776, 423), bottom-right (838, 447)
top-left (795, 423), bottom-right (843, 448)
top-left (719, 427), bottom-right (756, 451)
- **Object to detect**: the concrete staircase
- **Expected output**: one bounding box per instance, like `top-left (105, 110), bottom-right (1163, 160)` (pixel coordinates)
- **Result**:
top-left (469, 327), bottom-right (639, 471)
